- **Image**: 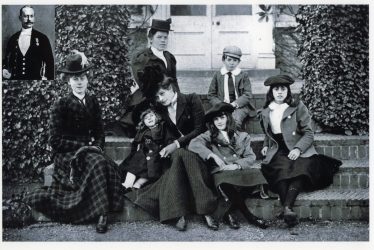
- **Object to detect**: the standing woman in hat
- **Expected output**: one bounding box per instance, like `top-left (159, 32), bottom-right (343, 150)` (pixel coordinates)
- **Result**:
top-left (189, 102), bottom-right (268, 229)
top-left (24, 50), bottom-right (124, 233)
top-left (119, 18), bottom-right (179, 137)
top-left (259, 75), bottom-right (341, 227)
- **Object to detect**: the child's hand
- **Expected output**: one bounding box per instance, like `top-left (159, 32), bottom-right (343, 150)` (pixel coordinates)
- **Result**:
top-left (261, 147), bottom-right (268, 156)
top-left (288, 148), bottom-right (301, 160)
top-left (207, 153), bottom-right (225, 167)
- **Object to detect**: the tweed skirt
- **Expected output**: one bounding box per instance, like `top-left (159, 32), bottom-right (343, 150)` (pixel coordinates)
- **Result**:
top-left (213, 168), bottom-right (267, 189)
top-left (125, 148), bottom-right (218, 222)
top-left (24, 151), bottom-right (124, 223)
top-left (261, 134), bottom-right (341, 192)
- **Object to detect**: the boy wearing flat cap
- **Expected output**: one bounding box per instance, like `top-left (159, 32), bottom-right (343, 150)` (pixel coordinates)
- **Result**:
top-left (208, 45), bottom-right (255, 130)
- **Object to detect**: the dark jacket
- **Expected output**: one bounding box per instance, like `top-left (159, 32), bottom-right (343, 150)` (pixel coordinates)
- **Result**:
top-left (3, 29), bottom-right (54, 80)
top-left (259, 101), bottom-right (318, 164)
top-left (156, 92), bottom-right (205, 148)
top-left (131, 47), bottom-right (179, 94)
top-left (120, 121), bottom-right (177, 180)
top-left (49, 92), bottom-right (104, 155)
top-left (208, 69), bottom-right (255, 110)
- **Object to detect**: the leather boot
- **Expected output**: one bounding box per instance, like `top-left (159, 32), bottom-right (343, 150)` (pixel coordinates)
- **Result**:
top-left (96, 215), bottom-right (108, 233)
top-left (203, 215), bottom-right (219, 230)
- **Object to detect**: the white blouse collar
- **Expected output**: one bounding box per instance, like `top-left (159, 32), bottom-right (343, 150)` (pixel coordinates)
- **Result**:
top-left (220, 67), bottom-right (241, 76)
top-left (268, 101), bottom-right (289, 111)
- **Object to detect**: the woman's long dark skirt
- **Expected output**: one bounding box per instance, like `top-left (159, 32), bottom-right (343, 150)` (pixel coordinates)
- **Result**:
top-left (261, 134), bottom-right (341, 192)
top-left (24, 151), bottom-right (124, 223)
top-left (125, 148), bottom-right (218, 222)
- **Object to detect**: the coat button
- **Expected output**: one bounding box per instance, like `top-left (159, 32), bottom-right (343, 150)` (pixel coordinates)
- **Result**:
top-left (146, 156), bottom-right (151, 160)
top-left (292, 131), bottom-right (296, 135)
top-left (88, 142), bottom-right (92, 145)
top-left (233, 154), bottom-right (237, 157)
top-left (288, 116), bottom-right (291, 119)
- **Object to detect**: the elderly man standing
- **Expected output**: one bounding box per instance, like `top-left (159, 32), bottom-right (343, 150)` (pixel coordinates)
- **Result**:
top-left (2, 5), bottom-right (54, 80)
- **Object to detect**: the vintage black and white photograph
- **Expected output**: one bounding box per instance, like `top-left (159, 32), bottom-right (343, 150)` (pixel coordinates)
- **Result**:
top-left (2, 5), bottom-right (55, 80)
top-left (1, 0), bottom-right (370, 245)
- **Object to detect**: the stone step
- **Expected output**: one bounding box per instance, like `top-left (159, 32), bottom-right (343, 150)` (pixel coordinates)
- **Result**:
top-left (104, 134), bottom-right (369, 162)
top-left (113, 188), bottom-right (369, 222)
top-left (32, 188), bottom-right (369, 223)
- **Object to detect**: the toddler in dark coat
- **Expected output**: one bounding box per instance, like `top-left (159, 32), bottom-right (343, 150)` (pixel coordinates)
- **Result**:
top-left (120, 108), bottom-right (177, 189)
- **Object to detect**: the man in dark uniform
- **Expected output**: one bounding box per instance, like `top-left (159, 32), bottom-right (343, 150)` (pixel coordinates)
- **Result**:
top-left (2, 6), bottom-right (54, 80)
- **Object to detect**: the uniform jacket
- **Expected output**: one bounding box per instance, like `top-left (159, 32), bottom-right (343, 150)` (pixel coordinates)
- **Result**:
top-left (189, 130), bottom-right (256, 169)
top-left (131, 47), bottom-right (179, 93)
top-left (120, 121), bottom-right (177, 180)
top-left (208, 68), bottom-right (255, 110)
top-left (259, 100), bottom-right (318, 164)
top-left (3, 29), bottom-right (54, 80)
top-left (155, 93), bottom-right (205, 148)
top-left (49, 92), bottom-right (105, 156)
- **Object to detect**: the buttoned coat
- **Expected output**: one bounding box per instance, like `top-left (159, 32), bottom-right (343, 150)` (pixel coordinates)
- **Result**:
top-left (155, 92), bottom-right (205, 148)
top-left (131, 47), bottom-right (179, 93)
top-left (189, 130), bottom-right (256, 169)
top-left (208, 70), bottom-right (255, 110)
top-left (3, 29), bottom-right (54, 80)
top-left (259, 101), bottom-right (318, 165)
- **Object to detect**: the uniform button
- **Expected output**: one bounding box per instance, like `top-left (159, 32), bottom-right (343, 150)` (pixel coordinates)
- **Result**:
top-left (292, 131), bottom-right (296, 135)
top-left (146, 156), bottom-right (151, 160)
top-left (22, 72), bottom-right (25, 74)
top-left (23, 63), bottom-right (25, 65)
top-left (23, 67), bottom-right (25, 70)
top-left (23, 58), bottom-right (25, 61)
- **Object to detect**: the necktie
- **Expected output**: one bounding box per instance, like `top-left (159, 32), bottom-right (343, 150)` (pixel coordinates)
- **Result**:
top-left (227, 72), bottom-right (236, 103)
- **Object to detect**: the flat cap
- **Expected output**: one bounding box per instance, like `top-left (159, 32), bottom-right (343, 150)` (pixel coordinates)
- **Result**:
top-left (205, 102), bottom-right (235, 122)
top-left (264, 75), bottom-right (295, 86)
top-left (223, 46), bottom-right (242, 59)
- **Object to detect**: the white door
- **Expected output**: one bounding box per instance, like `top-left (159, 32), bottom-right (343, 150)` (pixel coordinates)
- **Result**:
top-left (168, 5), bottom-right (212, 70)
top-left (169, 4), bottom-right (254, 70)
top-left (211, 5), bottom-right (255, 69)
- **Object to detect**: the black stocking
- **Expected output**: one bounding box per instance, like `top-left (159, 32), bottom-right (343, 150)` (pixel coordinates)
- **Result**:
top-left (284, 177), bottom-right (304, 208)
top-left (218, 183), bottom-right (255, 220)
top-left (274, 180), bottom-right (289, 206)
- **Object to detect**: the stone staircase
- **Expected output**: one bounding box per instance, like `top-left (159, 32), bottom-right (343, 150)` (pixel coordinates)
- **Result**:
top-left (106, 134), bottom-right (369, 222)
top-left (36, 69), bottom-right (369, 223)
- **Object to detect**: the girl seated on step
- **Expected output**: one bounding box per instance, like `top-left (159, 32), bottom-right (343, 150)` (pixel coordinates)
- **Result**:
top-left (259, 75), bottom-right (342, 227)
top-left (189, 102), bottom-right (268, 229)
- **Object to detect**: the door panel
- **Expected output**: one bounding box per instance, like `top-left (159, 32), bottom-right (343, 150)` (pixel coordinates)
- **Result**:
top-left (211, 5), bottom-right (255, 69)
top-left (169, 5), bottom-right (211, 69)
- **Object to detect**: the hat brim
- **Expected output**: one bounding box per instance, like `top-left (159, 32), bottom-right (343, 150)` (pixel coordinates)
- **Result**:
top-left (205, 105), bottom-right (235, 122)
top-left (224, 53), bottom-right (241, 59)
top-left (57, 65), bottom-right (93, 74)
top-left (150, 26), bottom-right (173, 32)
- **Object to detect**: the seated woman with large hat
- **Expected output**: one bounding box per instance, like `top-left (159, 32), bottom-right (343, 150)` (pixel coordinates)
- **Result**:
top-left (24, 50), bottom-right (124, 234)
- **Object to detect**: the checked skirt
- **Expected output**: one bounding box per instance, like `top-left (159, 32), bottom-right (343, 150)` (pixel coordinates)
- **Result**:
top-left (24, 151), bottom-right (124, 223)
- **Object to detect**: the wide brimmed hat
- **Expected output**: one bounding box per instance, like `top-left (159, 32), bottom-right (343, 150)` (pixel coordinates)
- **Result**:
top-left (150, 18), bottom-right (173, 31)
top-left (205, 102), bottom-right (235, 122)
top-left (223, 46), bottom-right (242, 59)
top-left (264, 75), bottom-right (295, 87)
top-left (58, 50), bottom-right (93, 74)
